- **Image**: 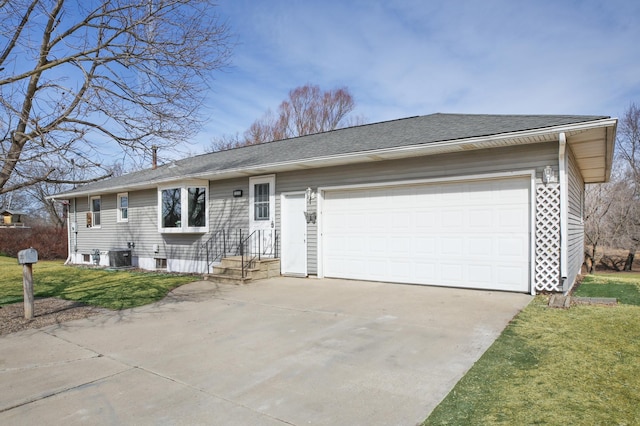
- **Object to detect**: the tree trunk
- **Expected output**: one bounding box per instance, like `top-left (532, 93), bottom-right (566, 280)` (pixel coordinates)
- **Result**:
top-left (624, 246), bottom-right (636, 271)
top-left (585, 243), bottom-right (597, 274)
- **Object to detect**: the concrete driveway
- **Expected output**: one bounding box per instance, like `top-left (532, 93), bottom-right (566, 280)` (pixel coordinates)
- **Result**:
top-left (0, 277), bottom-right (531, 425)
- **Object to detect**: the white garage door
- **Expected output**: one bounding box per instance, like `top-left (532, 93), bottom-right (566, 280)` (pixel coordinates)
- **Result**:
top-left (321, 177), bottom-right (531, 292)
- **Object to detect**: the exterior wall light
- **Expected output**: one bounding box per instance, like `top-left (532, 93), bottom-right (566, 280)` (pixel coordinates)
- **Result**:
top-left (543, 166), bottom-right (557, 184)
top-left (305, 187), bottom-right (316, 204)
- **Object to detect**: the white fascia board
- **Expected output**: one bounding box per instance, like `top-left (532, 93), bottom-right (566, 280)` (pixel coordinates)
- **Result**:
top-left (57, 118), bottom-right (617, 198)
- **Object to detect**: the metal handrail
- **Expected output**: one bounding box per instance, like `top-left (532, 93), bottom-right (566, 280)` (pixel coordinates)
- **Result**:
top-left (202, 229), bottom-right (225, 273)
top-left (239, 229), bottom-right (279, 278)
top-left (203, 228), bottom-right (279, 276)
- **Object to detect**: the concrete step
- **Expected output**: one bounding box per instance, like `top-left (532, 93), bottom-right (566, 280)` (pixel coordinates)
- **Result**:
top-left (220, 256), bottom-right (244, 268)
top-left (202, 274), bottom-right (251, 285)
top-left (211, 266), bottom-right (258, 279)
top-left (205, 256), bottom-right (281, 285)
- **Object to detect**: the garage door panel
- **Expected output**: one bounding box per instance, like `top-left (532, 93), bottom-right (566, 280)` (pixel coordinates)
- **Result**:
top-left (468, 209), bottom-right (493, 229)
top-left (414, 237), bottom-right (437, 255)
top-left (440, 263), bottom-right (464, 283)
top-left (468, 264), bottom-right (493, 284)
top-left (498, 237), bottom-right (527, 257)
top-left (498, 208), bottom-right (528, 228)
top-left (369, 236), bottom-right (387, 253)
top-left (467, 237), bottom-right (492, 255)
top-left (441, 237), bottom-right (464, 255)
top-left (322, 177), bottom-right (531, 292)
top-left (442, 209), bottom-right (464, 228)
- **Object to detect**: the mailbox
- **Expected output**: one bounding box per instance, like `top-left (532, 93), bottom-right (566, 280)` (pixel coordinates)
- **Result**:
top-left (18, 248), bottom-right (38, 264)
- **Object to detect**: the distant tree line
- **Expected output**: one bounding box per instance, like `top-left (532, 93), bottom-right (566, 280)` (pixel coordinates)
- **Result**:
top-left (584, 103), bottom-right (640, 272)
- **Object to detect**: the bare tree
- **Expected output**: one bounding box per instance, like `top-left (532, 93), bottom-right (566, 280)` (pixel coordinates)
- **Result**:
top-left (0, 0), bottom-right (232, 194)
top-left (584, 103), bottom-right (640, 272)
top-left (584, 183), bottom-right (614, 273)
top-left (210, 84), bottom-right (364, 151)
top-left (614, 103), bottom-right (640, 270)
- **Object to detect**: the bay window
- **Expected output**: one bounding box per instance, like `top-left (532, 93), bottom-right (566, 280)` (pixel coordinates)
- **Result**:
top-left (158, 181), bottom-right (208, 232)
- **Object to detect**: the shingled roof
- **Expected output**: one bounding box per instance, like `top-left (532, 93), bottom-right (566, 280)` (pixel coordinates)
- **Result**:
top-left (54, 113), bottom-right (614, 197)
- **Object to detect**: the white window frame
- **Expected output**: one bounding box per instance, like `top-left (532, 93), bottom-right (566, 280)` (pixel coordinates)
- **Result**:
top-left (89, 196), bottom-right (101, 228)
top-left (158, 180), bottom-right (209, 233)
top-left (117, 192), bottom-right (129, 223)
top-left (253, 182), bottom-right (271, 221)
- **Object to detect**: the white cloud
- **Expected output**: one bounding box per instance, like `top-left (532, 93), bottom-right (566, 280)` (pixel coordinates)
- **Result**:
top-left (197, 0), bottom-right (640, 146)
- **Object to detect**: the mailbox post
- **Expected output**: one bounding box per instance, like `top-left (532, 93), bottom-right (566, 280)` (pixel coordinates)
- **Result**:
top-left (18, 248), bottom-right (38, 320)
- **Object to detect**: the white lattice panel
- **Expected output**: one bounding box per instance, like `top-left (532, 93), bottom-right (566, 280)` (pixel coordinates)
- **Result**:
top-left (535, 184), bottom-right (561, 292)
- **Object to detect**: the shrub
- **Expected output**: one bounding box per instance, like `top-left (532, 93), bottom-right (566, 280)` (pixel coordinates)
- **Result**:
top-left (0, 226), bottom-right (68, 260)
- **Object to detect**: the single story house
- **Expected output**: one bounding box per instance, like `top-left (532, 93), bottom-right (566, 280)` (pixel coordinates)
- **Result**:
top-left (52, 113), bottom-right (617, 294)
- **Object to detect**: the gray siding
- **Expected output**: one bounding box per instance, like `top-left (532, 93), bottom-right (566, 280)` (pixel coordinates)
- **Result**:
top-left (70, 141), bottom-right (559, 279)
top-left (566, 145), bottom-right (585, 291)
top-left (72, 178), bottom-right (249, 271)
top-left (277, 141), bottom-right (558, 275)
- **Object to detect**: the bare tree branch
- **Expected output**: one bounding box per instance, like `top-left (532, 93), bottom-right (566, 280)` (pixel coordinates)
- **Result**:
top-left (1, 0), bottom-right (233, 194)
top-left (585, 103), bottom-right (640, 271)
top-left (210, 84), bottom-right (364, 151)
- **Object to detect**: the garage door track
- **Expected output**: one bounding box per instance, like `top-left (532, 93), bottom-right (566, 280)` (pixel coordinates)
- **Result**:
top-left (0, 277), bottom-right (532, 425)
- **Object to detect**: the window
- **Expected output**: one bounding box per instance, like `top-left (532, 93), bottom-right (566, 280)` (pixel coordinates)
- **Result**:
top-left (117, 193), bottom-right (128, 222)
top-left (254, 183), bottom-right (270, 220)
top-left (83, 254), bottom-right (91, 263)
top-left (188, 187), bottom-right (206, 227)
top-left (155, 258), bottom-right (167, 269)
top-left (158, 181), bottom-right (208, 232)
top-left (88, 196), bottom-right (101, 228)
top-left (162, 188), bottom-right (182, 228)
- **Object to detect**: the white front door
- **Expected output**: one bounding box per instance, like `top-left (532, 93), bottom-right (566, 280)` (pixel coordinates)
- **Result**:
top-left (249, 175), bottom-right (275, 256)
top-left (281, 193), bottom-right (307, 275)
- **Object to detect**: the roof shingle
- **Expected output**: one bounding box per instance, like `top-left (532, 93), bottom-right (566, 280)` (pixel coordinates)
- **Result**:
top-left (55, 113), bottom-right (609, 197)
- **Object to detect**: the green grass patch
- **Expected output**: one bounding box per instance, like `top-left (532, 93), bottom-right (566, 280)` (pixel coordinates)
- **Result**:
top-left (424, 296), bottom-right (640, 425)
top-left (574, 274), bottom-right (640, 306)
top-left (0, 255), bottom-right (197, 309)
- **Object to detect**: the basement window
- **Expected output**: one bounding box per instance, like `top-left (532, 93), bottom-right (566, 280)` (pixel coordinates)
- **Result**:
top-left (155, 258), bottom-right (167, 269)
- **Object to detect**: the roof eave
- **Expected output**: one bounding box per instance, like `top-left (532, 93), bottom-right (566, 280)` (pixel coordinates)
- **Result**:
top-left (54, 118), bottom-right (617, 198)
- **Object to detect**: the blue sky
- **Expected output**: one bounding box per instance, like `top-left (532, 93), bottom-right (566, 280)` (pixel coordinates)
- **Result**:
top-left (187, 0), bottom-right (639, 152)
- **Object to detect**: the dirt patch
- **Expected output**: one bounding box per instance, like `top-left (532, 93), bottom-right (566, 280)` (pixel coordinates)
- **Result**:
top-left (0, 298), bottom-right (110, 336)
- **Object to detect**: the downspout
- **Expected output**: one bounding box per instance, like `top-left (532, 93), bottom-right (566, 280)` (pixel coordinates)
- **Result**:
top-left (50, 197), bottom-right (73, 265)
top-left (64, 199), bottom-right (72, 265)
top-left (65, 198), bottom-right (78, 265)
top-left (558, 133), bottom-right (568, 292)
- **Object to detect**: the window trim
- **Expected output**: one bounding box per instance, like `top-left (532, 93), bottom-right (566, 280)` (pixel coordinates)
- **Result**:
top-left (117, 192), bottom-right (129, 223)
top-left (157, 180), bottom-right (209, 233)
top-left (253, 182), bottom-right (270, 221)
top-left (89, 196), bottom-right (101, 228)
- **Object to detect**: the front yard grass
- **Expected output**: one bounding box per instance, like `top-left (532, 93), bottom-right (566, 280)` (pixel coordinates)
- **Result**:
top-left (0, 255), bottom-right (197, 309)
top-left (424, 274), bottom-right (640, 425)
top-left (574, 273), bottom-right (640, 305)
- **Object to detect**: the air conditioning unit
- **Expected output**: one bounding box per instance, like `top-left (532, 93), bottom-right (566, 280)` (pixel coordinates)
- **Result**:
top-left (109, 249), bottom-right (131, 268)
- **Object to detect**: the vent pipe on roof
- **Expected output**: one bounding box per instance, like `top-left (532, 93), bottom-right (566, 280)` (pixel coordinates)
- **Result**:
top-left (152, 145), bottom-right (158, 170)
